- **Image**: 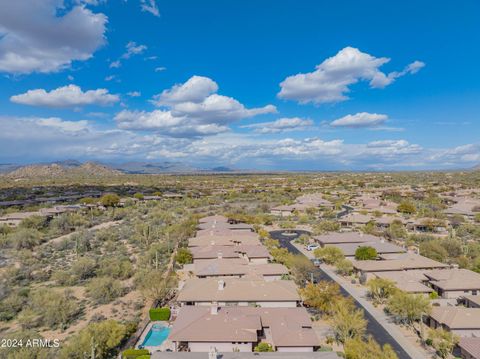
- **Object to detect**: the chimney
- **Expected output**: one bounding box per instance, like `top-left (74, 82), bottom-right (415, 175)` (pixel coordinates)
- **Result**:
top-left (218, 280), bottom-right (225, 290)
top-left (210, 303), bottom-right (219, 315)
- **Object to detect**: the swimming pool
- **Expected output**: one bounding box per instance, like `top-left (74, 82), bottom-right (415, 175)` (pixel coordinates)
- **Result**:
top-left (141, 324), bottom-right (171, 347)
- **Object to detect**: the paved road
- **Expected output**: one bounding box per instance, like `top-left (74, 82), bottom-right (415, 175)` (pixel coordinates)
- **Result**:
top-left (269, 230), bottom-right (415, 359)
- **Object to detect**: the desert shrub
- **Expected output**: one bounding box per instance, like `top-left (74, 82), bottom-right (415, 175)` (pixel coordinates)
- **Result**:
top-left (175, 248), bottom-right (193, 265)
top-left (254, 342), bottom-right (274, 352)
top-left (355, 246), bottom-right (377, 260)
top-left (97, 257), bottom-right (133, 280)
top-left (86, 277), bottom-right (124, 304)
top-left (71, 257), bottom-right (97, 281)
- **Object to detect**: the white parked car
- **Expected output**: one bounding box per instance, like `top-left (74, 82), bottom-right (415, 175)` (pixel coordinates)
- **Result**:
top-left (306, 243), bottom-right (319, 251)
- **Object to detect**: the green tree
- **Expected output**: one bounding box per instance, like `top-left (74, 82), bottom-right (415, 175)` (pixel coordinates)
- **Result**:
top-left (100, 193), bottom-right (120, 207)
top-left (60, 320), bottom-right (127, 359)
top-left (386, 291), bottom-right (431, 330)
top-left (427, 328), bottom-right (459, 359)
top-left (419, 240), bottom-right (448, 262)
top-left (329, 301), bottom-right (367, 344)
top-left (313, 220), bottom-right (340, 234)
top-left (366, 277), bottom-right (398, 305)
top-left (355, 246), bottom-right (377, 260)
top-left (299, 281), bottom-right (344, 315)
top-left (137, 271), bottom-right (177, 304)
top-left (287, 254), bottom-right (315, 285)
top-left (344, 337), bottom-right (398, 359)
top-left (314, 246), bottom-right (344, 265)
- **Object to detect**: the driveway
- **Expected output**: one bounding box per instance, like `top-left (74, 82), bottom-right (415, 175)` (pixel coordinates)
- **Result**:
top-left (269, 230), bottom-right (428, 359)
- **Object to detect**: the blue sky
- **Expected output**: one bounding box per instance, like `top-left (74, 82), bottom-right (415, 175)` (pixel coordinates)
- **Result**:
top-left (0, 0), bottom-right (479, 170)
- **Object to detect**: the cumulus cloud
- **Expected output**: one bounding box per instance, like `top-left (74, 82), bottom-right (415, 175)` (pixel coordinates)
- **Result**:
top-left (115, 109), bottom-right (230, 137)
top-left (365, 139), bottom-right (422, 156)
top-left (0, 1), bottom-right (107, 74)
top-left (278, 47), bottom-right (424, 104)
top-left (140, 0), bottom-right (160, 16)
top-left (115, 76), bottom-right (276, 137)
top-left (154, 76), bottom-right (219, 105)
top-left (127, 91), bottom-right (141, 97)
top-left (331, 112), bottom-right (388, 128)
top-left (242, 117), bottom-right (314, 133)
top-left (10, 85), bottom-right (119, 108)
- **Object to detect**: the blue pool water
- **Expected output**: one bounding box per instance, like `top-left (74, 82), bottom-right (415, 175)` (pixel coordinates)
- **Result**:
top-left (141, 324), bottom-right (171, 347)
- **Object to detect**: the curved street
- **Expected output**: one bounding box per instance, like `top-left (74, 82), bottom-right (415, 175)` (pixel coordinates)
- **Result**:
top-left (269, 230), bottom-right (418, 359)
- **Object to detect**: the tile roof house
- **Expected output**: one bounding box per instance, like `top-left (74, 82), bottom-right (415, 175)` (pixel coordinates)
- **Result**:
top-left (338, 213), bottom-right (373, 228)
top-left (169, 306), bottom-right (319, 352)
top-left (152, 353), bottom-right (341, 359)
top-left (372, 271), bottom-right (433, 294)
top-left (427, 307), bottom-right (480, 337)
top-left (177, 278), bottom-right (301, 307)
top-left (352, 253), bottom-right (448, 281)
top-left (314, 232), bottom-right (379, 246)
top-left (188, 235), bottom-right (261, 248)
top-left (190, 245), bottom-right (271, 264)
top-left (325, 241), bottom-right (405, 258)
top-left (464, 295), bottom-right (480, 309)
top-left (424, 269), bottom-right (480, 299)
top-left (459, 337), bottom-right (480, 359)
top-left (193, 259), bottom-right (289, 281)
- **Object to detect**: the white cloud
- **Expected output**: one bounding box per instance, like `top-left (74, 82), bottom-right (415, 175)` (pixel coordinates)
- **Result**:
top-left (121, 41), bottom-right (147, 59)
top-left (278, 47), bottom-right (424, 104)
top-left (115, 109), bottom-right (230, 137)
top-left (155, 66), bottom-right (166, 72)
top-left (127, 91), bottom-right (141, 97)
top-left (242, 117), bottom-right (314, 133)
top-left (116, 76), bottom-right (276, 137)
top-left (331, 112), bottom-right (388, 128)
top-left (109, 60), bottom-right (121, 68)
top-left (10, 85), bottom-right (119, 108)
top-left (140, 0), bottom-right (160, 17)
top-left (36, 118), bottom-right (90, 132)
top-left (105, 75), bottom-right (117, 82)
top-left (0, 1), bottom-right (107, 74)
top-left (429, 143), bottom-right (480, 164)
top-left (154, 76), bottom-right (219, 105)
top-left (365, 139), bottom-right (422, 156)
top-left (0, 115), bottom-right (475, 170)
top-left (108, 41), bottom-right (148, 69)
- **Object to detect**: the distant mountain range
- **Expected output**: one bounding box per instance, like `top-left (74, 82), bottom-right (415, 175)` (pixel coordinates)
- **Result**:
top-left (3, 161), bottom-right (123, 179)
top-left (0, 160), bottom-right (236, 178)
